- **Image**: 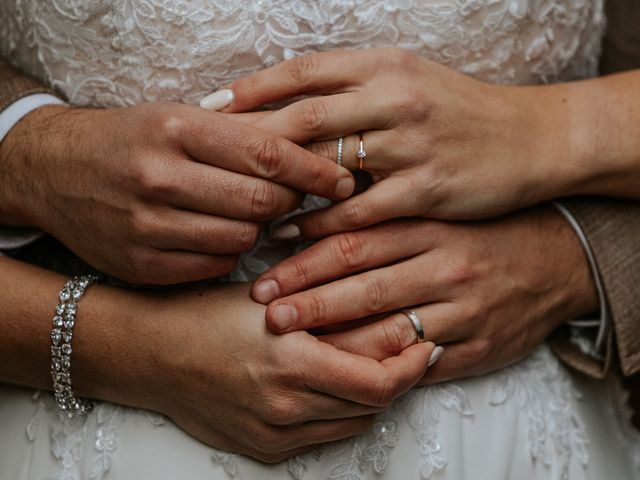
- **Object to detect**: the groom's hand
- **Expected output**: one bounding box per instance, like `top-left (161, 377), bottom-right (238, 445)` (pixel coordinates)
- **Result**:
top-left (0, 102), bottom-right (354, 284)
top-left (251, 207), bottom-right (599, 383)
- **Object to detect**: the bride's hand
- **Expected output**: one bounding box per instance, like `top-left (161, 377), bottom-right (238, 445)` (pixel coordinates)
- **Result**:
top-left (81, 283), bottom-right (434, 463)
top-left (218, 48), bottom-right (584, 238)
top-left (250, 207), bottom-right (598, 383)
top-left (0, 102), bottom-right (355, 284)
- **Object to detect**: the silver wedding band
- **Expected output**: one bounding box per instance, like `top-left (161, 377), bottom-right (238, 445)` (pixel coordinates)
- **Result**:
top-left (336, 137), bottom-right (344, 166)
top-left (400, 309), bottom-right (425, 344)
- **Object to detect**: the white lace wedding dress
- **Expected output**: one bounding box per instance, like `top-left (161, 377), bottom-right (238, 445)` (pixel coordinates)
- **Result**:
top-left (1, 1), bottom-right (639, 479)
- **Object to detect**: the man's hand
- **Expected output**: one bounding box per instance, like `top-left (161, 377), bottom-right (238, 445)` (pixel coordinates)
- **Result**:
top-left (251, 207), bottom-right (599, 383)
top-left (0, 102), bottom-right (355, 284)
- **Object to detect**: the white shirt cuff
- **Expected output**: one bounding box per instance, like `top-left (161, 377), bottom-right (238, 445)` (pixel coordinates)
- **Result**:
top-left (0, 94), bottom-right (63, 248)
top-left (554, 202), bottom-right (609, 359)
top-left (0, 93), bottom-right (65, 143)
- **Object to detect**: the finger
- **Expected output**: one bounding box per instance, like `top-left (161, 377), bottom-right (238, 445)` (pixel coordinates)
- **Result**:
top-left (144, 209), bottom-right (261, 255)
top-left (136, 250), bottom-right (238, 285)
top-left (218, 111), bottom-right (273, 125)
top-left (305, 337), bottom-right (435, 407)
top-left (417, 341), bottom-right (487, 385)
top-left (276, 415), bottom-right (376, 451)
top-left (252, 94), bottom-right (390, 145)
top-left (321, 303), bottom-right (469, 361)
top-left (182, 111), bottom-right (355, 200)
top-left (252, 220), bottom-right (434, 303)
top-left (264, 251), bottom-right (455, 333)
top-left (239, 415), bottom-right (375, 462)
top-left (278, 177), bottom-right (419, 240)
top-left (225, 50), bottom-right (376, 112)
top-left (284, 394), bottom-right (385, 423)
top-left (304, 130), bottom-right (390, 172)
top-left (168, 163), bottom-right (302, 221)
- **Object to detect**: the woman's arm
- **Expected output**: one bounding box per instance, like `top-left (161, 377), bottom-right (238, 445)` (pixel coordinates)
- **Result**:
top-left (539, 70), bottom-right (640, 199)
top-left (0, 256), bottom-right (435, 462)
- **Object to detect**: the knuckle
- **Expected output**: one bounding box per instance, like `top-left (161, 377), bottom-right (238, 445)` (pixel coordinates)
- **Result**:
top-left (381, 315), bottom-right (414, 354)
top-left (251, 138), bottom-right (282, 179)
top-left (335, 232), bottom-right (366, 270)
top-left (285, 54), bottom-right (318, 86)
top-left (394, 88), bottom-right (430, 122)
top-left (361, 275), bottom-right (390, 314)
top-left (236, 222), bottom-right (261, 251)
top-left (306, 293), bottom-right (328, 323)
top-left (126, 210), bottom-right (154, 239)
top-left (446, 256), bottom-right (478, 286)
top-left (131, 249), bottom-right (163, 284)
top-left (250, 181), bottom-right (277, 220)
top-left (132, 162), bottom-right (177, 199)
top-left (255, 425), bottom-right (287, 453)
top-left (307, 141), bottom-right (334, 161)
top-left (372, 375), bottom-right (399, 407)
top-left (342, 199), bottom-right (368, 229)
top-left (155, 110), bottom-right (185, 142)
top-left (291, 258), bottom-right (312, 287)
top-left (468, 338), bottom-right (492, 362)
top-left (390, 48), bottom-right (417, 69)
top-left (263, 399), bottom-right (296, 427)
top-left (298, 99), bottom-right (328, 131)
top-left (200, 256), bottom-right (238, 278)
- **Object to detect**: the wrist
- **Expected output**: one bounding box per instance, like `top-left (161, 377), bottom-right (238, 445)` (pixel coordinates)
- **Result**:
top-left (71, 285), bottom-right (162, 411)
top-left (551, 75), bottom-right (640, 198)
top-left (540, 205), bottom-right (599, 322)
top-left (510, 83), bottom-right (594, 204)
top-left (0, 104), bottom-right (72, 228)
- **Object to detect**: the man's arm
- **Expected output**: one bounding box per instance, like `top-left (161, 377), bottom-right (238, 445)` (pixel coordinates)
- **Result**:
top-left (0, 57), bottom-right (61, 112)
top-left (551, 198), bottom-right (640, 377)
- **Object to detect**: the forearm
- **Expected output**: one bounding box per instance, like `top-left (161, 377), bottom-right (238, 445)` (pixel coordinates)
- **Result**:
top-left (535, 70), bottom-right (640, 199)
top-left (0, 255), bottom-right (153, 409)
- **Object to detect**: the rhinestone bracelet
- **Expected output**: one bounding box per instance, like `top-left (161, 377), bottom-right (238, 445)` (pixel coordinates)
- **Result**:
top-left (50, 275), bottom-right (99, 416)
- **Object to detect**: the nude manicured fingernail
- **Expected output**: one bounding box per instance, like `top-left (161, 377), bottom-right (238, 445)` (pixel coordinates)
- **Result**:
top-left (253, 279), bottom-right (281, 304)
top-left (199, 89), bottom-right (234, 110)
top-left (270, 304), bottom-right (298, 331)
top-left (428, 346), bottom-right (444, 367)
top-left (334, 176), bottom-right (355, 199)
top-left (272, 223), bottom-right (300, 240)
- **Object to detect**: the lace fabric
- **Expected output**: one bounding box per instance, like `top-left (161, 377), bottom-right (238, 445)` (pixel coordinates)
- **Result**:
top-left (2, 1), bottom-right (638, 479)
top-left (15, 345), bottom-right (640, 480)
top-left (1, 0), bottom-right (603, 109)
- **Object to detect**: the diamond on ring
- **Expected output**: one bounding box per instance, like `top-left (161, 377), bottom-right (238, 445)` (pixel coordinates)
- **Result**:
top-left (357, 133), bottom-right (366, 170)
top-left (336, 137), bottom-right (344, 166)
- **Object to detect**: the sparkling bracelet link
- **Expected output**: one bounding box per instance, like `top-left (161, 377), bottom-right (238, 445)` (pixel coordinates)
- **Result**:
top-left (51, 274), bottom-right (99, 416)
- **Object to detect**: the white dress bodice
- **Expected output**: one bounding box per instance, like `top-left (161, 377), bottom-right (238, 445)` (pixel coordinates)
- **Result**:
top-left (1, 0), bottom-right (605, 108)
top-left (1, 2), bottom-right (639, 480)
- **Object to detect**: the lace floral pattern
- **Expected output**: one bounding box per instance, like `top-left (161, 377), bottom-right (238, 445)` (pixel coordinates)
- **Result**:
top-left (23, 346), bottom-right (640, 479)
top-left (1, 0), bottom-right (604, 110)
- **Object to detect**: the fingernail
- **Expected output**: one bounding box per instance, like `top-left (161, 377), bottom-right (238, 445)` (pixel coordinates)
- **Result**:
top-left (199, 89), bottom-right (234, 110)
top-left (253, 279), bottom-right (281, 304)
top-left (334, 176), bottom-right (355, 199)
top-left (272, 223), bottom-right (300, 240)
top-left (270, 304), bottom-right (298, 331)
top-left (428, 346), bottom-right (444, 367)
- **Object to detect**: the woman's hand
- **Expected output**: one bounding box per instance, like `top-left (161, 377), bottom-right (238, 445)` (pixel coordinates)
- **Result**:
top-left (250, 207), bottom-right (598, 383)
top-left (0, 102), bottom-right (355, 284)
top-left (76, 283), bottom-right (435, 463)
top-left (217, 48), bottom-right (600, 238)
